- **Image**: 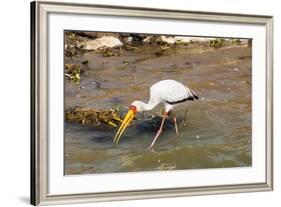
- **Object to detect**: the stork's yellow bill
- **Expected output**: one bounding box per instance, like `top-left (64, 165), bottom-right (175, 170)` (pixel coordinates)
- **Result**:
top-left (114, 107), bottom-right (137, 144)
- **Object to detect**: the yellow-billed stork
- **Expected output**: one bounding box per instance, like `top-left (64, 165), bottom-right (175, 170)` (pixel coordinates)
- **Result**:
top-left (114, 79), bottom-right (199, 149)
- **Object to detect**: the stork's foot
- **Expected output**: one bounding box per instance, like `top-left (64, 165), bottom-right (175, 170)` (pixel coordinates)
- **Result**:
top-left (147, 143), bottom-right (154, 151)
top-left (146, 145), bottom-right (155, 152)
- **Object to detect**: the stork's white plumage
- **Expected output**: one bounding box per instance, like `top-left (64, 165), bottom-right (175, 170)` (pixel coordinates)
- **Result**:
top-left (114, 80), bottom-right (198, 149)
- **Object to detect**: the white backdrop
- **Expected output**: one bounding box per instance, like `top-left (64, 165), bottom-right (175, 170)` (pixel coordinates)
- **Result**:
top-left (0, 0), bottom-right (280, 206)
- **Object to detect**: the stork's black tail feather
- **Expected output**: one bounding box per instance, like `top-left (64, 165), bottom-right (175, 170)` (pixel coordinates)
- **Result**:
top-left (190, 90), bottom-right (199, 100)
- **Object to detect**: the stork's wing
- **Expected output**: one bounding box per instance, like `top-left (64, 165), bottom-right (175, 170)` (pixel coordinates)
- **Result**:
top-left (150, 80), bottom-right (196, 104)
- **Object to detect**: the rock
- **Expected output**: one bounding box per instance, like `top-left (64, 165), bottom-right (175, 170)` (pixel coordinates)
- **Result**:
top-left (160, 35), bottom-right (176, 44)
top-left (142, 36), bottom-right (151, 43)
top-left (129, 34), bottom-right (146, 42)
top-left (76, 32), bottom-right (98, 39)
top-left (77, 32), bottom-right (120, 39)
top-left (124, 36), bottom-right (133, 44)
top-left (174, 36), bottom-right (193, 43)
top-left (159, 35), bottom-right (216, 45)
top-left (175, 36), bottom-right (215, 43)
top-left (84, 36), bottom-right (123, 51)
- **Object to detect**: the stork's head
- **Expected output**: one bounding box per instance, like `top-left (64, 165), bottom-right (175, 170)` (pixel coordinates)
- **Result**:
top-left (113, 101), bottom-right (144, 144)
top-left (131, 100), bottom-right (145, 112)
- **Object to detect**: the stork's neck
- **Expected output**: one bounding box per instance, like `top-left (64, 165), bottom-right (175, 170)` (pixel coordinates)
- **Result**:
top-left (139, 99), bottom-right (159, 111)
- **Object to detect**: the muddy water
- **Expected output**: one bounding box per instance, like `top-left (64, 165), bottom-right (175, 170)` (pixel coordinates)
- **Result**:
top-left (64, 43), bottom-right (252, 174)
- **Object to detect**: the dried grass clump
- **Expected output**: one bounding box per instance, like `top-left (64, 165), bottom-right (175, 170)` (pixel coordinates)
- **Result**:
top-left (209, 38), bottom-right (225, 48)
top-left (154, 46), bottom-right (170, 56)
top-left (65, 32), bottom-right (85, 57)
top-left (64, 64), bottom-right (81, 84)
top-left (65, 107), bottom-right (123, 127)
top-left (98, 47), bottom-right (121, 57)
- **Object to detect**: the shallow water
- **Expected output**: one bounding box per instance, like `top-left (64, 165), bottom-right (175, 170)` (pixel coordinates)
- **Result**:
top-left (64, 43), bottom-right (252, 174)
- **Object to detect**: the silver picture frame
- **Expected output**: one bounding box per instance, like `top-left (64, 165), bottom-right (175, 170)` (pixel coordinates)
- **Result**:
top-left (30, 1), bottom-right (273, 205)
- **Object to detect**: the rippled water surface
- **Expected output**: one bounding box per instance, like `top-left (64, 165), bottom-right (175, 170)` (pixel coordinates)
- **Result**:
top-left (64, 43), bottom-right (252, 174)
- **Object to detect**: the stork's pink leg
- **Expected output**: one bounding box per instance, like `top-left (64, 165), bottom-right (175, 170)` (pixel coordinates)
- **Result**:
top-left (147, 115), bottom-right (167, 150)
top-left (173, 116), bottom-right (179, 136)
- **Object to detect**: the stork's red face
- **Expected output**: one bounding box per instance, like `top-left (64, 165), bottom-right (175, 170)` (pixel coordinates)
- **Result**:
top-left (129, 105), bottom-right (137, 113)
top-left (113, 105), bottom-right (137, 144)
